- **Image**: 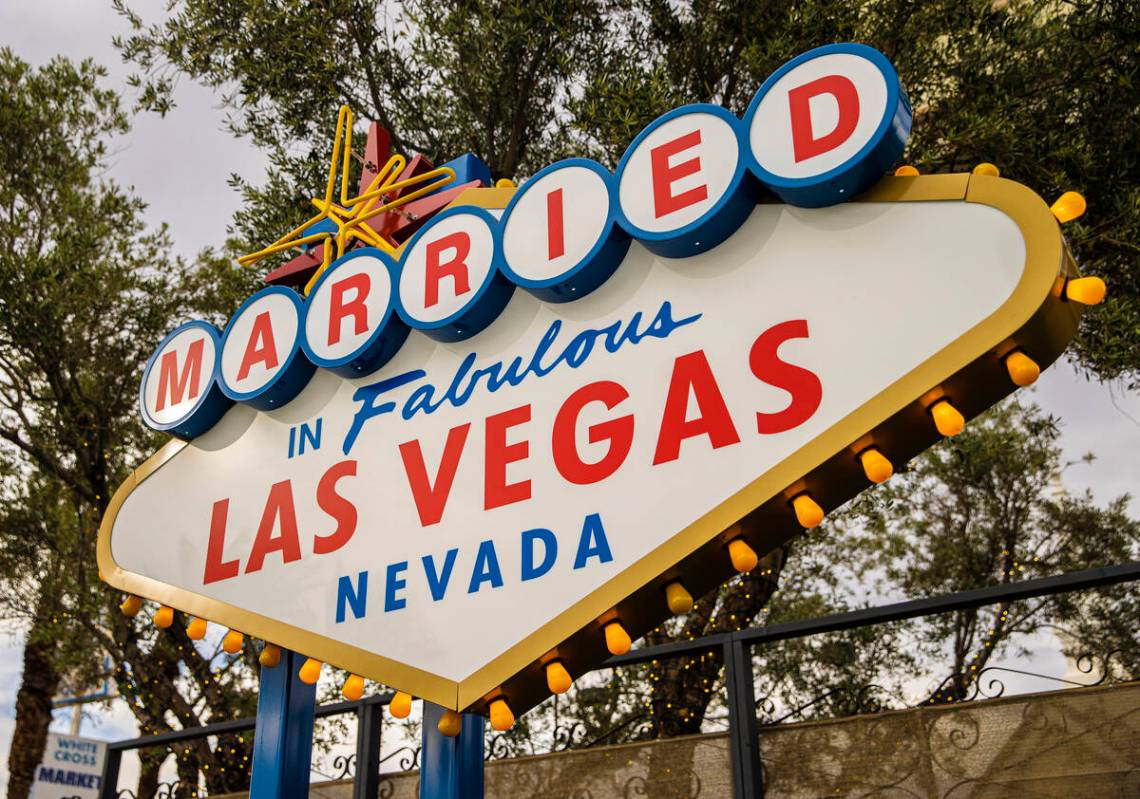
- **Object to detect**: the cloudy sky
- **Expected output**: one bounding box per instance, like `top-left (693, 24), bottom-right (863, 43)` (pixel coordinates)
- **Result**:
top-left (1, 0), bottom-right (1138, 792)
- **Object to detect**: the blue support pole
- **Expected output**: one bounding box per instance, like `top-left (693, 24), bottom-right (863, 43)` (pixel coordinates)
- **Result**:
top-left (420, 703), bottom-right (485, 799)
top-left (249, 649), bottom-right (317, 799)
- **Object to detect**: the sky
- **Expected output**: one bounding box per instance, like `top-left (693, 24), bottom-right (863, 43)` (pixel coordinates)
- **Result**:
top-left (1, 0), bottom-right (1138, 793)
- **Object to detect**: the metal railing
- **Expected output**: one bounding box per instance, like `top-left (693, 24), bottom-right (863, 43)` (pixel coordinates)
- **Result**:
top-left (98, 561), bottom-right (1140, 799)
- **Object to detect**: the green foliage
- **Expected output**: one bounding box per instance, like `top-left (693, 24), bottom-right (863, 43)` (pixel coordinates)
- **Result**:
top-left (0, 48), bottom-right (261, 795)
top-left (115, 0), bottom-right (1140, 383)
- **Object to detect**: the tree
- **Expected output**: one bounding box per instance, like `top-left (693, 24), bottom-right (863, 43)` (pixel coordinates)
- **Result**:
top-left (108, 0), bottom-right (1139, 751)
top-left (0, 50), bottom-right (263, 798)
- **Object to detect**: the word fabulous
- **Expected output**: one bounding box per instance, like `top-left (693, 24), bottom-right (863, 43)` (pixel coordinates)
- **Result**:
top-left (139, 43), bottom-right (909, 439)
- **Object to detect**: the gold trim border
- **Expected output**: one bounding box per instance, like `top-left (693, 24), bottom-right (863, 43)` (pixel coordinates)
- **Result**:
top-left (98, 174), bottom-right (1077, 713)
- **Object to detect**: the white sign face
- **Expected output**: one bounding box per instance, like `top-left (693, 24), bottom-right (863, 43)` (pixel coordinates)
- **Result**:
top-left (141, 325), bottom-right (218, 428)
top-left (304, 253), bottom-right (395, 361)
top-left (618, 110), bottom-right (741, 233)
top-left (102, 183), bottom-right (1064, 710)
top-left (31, 734), bottom-right (105, 799)
top-left (748, 52), bottom-right (889, 179)
top-left (398, 211), bottom-right (498, 325)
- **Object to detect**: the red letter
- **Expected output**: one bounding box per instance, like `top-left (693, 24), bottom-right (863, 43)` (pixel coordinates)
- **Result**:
top-left (313, 460), bottom-right (358, 554)
top-left (653, 351), bottom-right (741, 465)
top-left (156, 338), bottom-right (204, 412)
top-left (485, 405), bottom-right (532, 510)
top-left (203, 498), bottom-right (239, 584)
top-left (547, 187), bottom-right (565, 260)
top-left (424, 231), bottom-right (471, 308)
top-left (399, 423), bottom-right (471, 526)
top-left (328, 272), bottom-right (371, 346)
top-left (788, 75), bottom-right (860, 163)
top-left (750, 319), bottom-right (822, 434)
top-left (245, 480), bottom-right (302, 574)
top-left (651, 129), bottom-right (709, 218)
top-left (552, 381), bottom-right (634, 484)
top-left (236, 311), bottom-right (279, 381)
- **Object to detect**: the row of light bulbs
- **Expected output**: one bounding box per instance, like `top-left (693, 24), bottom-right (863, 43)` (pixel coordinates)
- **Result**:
top-left (118, 167), bottom-right (1101, 738)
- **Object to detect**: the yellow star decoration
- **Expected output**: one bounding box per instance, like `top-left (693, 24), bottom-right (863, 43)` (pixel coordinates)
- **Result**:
top-left (238, 105), bottom-right (456, 295)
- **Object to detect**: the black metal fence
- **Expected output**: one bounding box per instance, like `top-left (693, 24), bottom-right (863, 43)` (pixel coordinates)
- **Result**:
top-left (98, 561), bottom-right (1140, 799)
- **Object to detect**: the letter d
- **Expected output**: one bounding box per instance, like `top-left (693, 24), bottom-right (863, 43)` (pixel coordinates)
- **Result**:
top-left (521, 528), bottom-right (558, 581)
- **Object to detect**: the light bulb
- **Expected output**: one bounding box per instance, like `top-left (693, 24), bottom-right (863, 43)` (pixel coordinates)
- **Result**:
top-left (930, 399), bottom-right (965, 437)
top-left (390, 691), bottom-right (413, 718)
top-left (604, 621), bottom-right (631, 656)
top-left (665, 581), bottom-right (693, 615)
top-left (342, 674), bottom-right (365, 701)
top-left (792, 494), bottom-right (824, 528)
top-left (222, 630), bottom-right (244, 654)
top-left (1051, 191), bottom-right (1086, 223)
top-left (859, 448), bottom-right (894, 484)
top-left (972, 163), bottom-right (1000, 177)
top-left (545, 661), bottom-right (572, 694)
top-left (894, 165), bottom-right (919, 176)
top-left (153, 605), bottom-right (174, 629)
top-left (259, 644), bottom-right (281, 668)
top-left (298, 658), bottom-right (322, 684)
top-left (489, 698), bottom-right (515, 731)
top-left (1004, 351), bottom-right (1040, 386)
top-left (1064, 276), bottom-right (1106, 305)
top-left (727, 538), bottom-right (758, 573)
top-left (438, 709), bottom-right (462, 737)
top-left (186, 617), bottom-right (207, 640)
top-left (120, 595), bottom-right (141, 618)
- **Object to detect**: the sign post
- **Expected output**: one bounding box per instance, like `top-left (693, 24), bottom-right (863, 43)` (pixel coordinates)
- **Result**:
top-left (249, 650), bottom-right (317, 799)
top-left (420, 704), bottom-right (485, 799)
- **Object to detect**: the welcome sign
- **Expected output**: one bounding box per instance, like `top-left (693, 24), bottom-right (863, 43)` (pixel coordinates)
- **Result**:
top-left (99, 43), bottom-right (1092, 724)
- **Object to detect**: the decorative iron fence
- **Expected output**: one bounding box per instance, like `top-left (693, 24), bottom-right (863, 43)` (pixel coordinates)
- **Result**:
top-left (97, 561), bottom-right (1140, 799)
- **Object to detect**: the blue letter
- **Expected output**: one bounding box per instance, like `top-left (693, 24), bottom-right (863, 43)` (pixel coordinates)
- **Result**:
top-left (336, 571), bottom-right (368, 623)
top-left (573, 513), bottom-right (613, 570)
top-left (521, 528), bottom-right (558, 581)
top-left (343, 369), bottom-right (426, 455)
top-left (385, 561), bottom-right (408, 611)
top-left (422, 548), bottom-right (459, 601)
top-left (467, 540), bottom-right (504, 593)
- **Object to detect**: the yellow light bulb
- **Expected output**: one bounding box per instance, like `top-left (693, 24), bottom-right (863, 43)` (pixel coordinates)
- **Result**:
top-left (1004, 351), bottom-right (1040, 387)
top-left (119, 595), bottom-right (141, 618)
top-left (972, 163), bottom-right (1000, 177)
top-left (1064, 276), bottom-right (1106, 305)
top-left (495, 177), bottom-right (517, 188)
top-left (489, 698), bottom-right (515, 731)
top-left (665, 582), bottom-right (693, 615)
top-left (438, 709), bottom-right (462, 737)
top-left (342, 674), bottom-right (365, 701)
top-left (792, 494), bottom-right (825, 528)
top-left (1051, 191), bottom-right (1086, 223)
top-left (727, 538), bottom-right (758, 573)
top-left (298, 658), bottom-right (322, 685)
top-left (259, 644), bottom-right (281, 668)
top-left (859, 448), bottom-right (894, 484)
top-left (186, 617), bottom-right (207, 640)
top-left (222, 630), bottom-right (244, 654)
top-left (604, 621), bottom-right (631, 656)
top-left (390, 691), bottom-right (413, 719)
top-left (545, 661), bottom-right (572, 694)
top-left (930, 399), bottom-right (965, 437)
top-left (894, 165), bottom-right (919, 176)
top-left (153, 605), bottom-right (174, 629)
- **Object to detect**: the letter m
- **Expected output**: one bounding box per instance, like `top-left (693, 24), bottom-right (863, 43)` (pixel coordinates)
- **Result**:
top-left (156, 338), bottom-right (204, 411)
top-left (336, 571), bottom-right (368, 623)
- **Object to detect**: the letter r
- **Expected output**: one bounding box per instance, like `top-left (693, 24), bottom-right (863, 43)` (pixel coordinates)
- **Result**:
top-left (424, 231), bottom-right (472, 309)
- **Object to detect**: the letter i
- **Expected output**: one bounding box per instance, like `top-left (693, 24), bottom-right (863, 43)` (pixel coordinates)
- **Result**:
top-left (547, 187), bottom-right (565, 260)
